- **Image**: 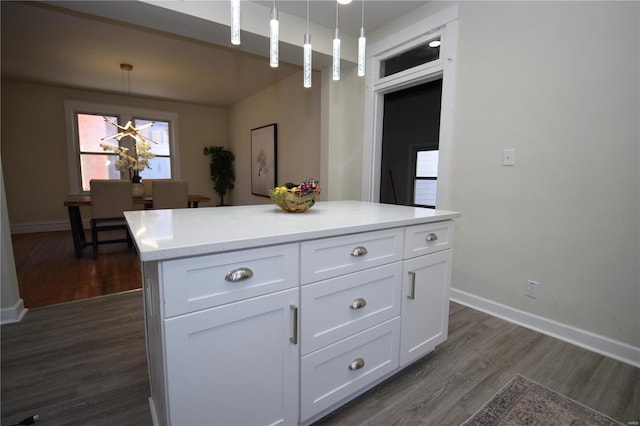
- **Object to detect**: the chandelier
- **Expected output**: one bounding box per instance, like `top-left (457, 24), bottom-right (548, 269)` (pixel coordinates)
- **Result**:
top-left (102, 63), bottom-right (157, 144)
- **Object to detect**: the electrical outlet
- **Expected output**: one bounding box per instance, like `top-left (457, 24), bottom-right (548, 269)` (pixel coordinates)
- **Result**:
top-left (526, 280), bottom-right (539, 298)
top-left (503, 149), bottom-right (515, 166)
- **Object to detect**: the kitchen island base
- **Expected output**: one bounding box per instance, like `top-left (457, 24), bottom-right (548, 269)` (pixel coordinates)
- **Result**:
top-left (125, 201), bottom-right (459, 426)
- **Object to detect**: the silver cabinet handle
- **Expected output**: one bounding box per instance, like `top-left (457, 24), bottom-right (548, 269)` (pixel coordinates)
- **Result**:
top-left (351, 246), bottom-right (368, 257)
top-left (290, 305), bottom-right (298, 344)
top-left (350, 298), bottom-right (367, 310)
top-left (408, 271), bottom-right (416, 299)
top-left (224, 267), bottom-right (253, 282)
top-left (348, 358), bottom-right (365, 371)
top-left (426, 233), bottom-right (438, 242)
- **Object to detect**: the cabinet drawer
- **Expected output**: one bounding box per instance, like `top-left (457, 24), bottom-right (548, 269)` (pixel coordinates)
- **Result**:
top-left (404, 221), bottom-right (453, 259)
top-left (300, 317), bottom-right (400, 422)
top-left (301, 262), bottom-right (402, 355)
top-left (161, 244), bottom-right (298, 318)
top-left (301, 229), bottom-right (404, 284)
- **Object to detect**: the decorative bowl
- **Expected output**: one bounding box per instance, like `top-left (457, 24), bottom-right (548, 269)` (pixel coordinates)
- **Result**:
top-left (270, 180), bottom-right (321, 213)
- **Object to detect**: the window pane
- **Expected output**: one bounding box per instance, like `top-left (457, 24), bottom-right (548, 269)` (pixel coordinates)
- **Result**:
top-left (142, 157), bottom-right (171, 179)
top-left (80, 154), bottom-right (119, 191)
top-left (135, 119), bottom-right (170, 156)
top-left (416, 150), bottom-right (439, 178)
top-left (381, 36), bottom-right (440, 78)
top-left (414, 180), bottom-right (437, 207)
top-left (78, 114), bottom-right (118, 153)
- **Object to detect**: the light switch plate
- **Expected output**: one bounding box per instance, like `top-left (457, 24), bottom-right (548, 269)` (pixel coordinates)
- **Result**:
top-left (503, 149), bottom-right (515, 166)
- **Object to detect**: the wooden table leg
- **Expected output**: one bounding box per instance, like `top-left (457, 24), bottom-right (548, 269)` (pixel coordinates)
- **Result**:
top-left (67, 205), bottom-right (87, 258)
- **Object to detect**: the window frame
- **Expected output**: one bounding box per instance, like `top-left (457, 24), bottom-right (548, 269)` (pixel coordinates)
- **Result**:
top-left (411, 148), bottom-right (439, 209)
top-left (64, 100), bottom-right (180, 193)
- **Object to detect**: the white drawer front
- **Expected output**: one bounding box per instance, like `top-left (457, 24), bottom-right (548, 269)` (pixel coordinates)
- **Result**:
top-left (404, 221), bottom-right (453, 259)
top-left (301, 229), bottom-right (404, 284)
top-left (300, 317), bottom-right (400, 422)
top-left (162, 244), bottom-right (298, 318)
top-left (301, 262), bottom-right (402, 355)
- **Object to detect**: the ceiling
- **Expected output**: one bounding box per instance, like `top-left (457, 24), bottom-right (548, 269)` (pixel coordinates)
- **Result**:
top-left (1, 1), bottom-right (429, 107)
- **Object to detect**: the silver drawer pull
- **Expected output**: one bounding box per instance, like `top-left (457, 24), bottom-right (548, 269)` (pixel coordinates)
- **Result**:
top-left (290, 305), bottom-right (298, 345)
top-left (350, 298), bottom-right (367, 310)
top-left (408, 271), bottom-right (416, 299)
top-left (224, 267), bottom-right (253, 282)
top-left (350, 246), bottom-right (368, 257)
top-left (426, 233), bottom-right (438, 242)
top-left (348, 358), bottom-right (365, 371)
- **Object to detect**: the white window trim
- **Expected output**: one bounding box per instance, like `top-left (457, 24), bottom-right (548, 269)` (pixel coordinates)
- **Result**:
top-left (361, 5), bottom-right (458, 210)
top-left (64, 100), bottom-right (180, 194)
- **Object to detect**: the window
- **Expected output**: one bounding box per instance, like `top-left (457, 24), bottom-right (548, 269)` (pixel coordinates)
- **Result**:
top-left (380, 35), bottom-right (441, 78)
top-left (413, 150), bottom-right (439, 208)
top-left (65, 101), bottom-right (179, 192)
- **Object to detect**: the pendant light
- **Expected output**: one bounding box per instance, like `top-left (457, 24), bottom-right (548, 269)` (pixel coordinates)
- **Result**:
top-left (102, 64), bottom-right (156, 145)
top-left (357, 1), bottom-right (366, 77)
top-left (303, 0), bottom-right (312, 88)
top-left (270, 0), bottom-right (279, 67)
top-left (230, 0), bottom-right (241, 45)
top-left (332, 2), bottom-right (341, 81)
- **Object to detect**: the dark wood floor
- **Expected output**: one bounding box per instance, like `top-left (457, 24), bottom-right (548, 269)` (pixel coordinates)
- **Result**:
top-left (2, 291), bottom-right (638, 426)
top-left (11, 230), bottom-right (141, 308)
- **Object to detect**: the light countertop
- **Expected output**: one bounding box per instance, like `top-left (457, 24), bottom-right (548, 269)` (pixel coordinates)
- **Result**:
top-left (124, 200), bottom-right (460, 261)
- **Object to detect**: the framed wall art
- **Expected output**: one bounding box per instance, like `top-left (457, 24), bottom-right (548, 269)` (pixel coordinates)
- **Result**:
top-left (250, 123), bottom-right (277, 197)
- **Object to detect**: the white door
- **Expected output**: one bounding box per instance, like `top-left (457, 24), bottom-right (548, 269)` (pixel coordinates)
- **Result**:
top-left (164, 288), bottom-right (299, 426)
top-left (400, 249), bottom-right (452, 366)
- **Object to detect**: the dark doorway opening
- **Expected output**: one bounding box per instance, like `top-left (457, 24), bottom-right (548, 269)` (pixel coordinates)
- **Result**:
top-left (379, 79), bottom-right (442, 207)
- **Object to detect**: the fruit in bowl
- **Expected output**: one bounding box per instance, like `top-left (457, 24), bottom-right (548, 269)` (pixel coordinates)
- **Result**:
top-left (270, 179), bottom-right (321, 212)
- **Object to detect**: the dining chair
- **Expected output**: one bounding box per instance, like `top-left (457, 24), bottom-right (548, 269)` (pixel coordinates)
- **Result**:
top-left (89, 179), bottom-right (133, 259)
top-left (152, 179), bottom-right (189, 209)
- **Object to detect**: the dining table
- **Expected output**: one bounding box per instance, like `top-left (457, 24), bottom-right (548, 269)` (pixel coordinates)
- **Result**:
top-left (63, 193), bottom-right (211, 258)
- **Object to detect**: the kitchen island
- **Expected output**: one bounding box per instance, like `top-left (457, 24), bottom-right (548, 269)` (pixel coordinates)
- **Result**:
top-left (125, 200), bottom-right (460, 426)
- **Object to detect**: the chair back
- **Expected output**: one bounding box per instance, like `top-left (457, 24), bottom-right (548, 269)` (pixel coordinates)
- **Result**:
top-left (90, 180), bottom-right (133, 219)
top-left (152, 180), bottom-right (188, 209)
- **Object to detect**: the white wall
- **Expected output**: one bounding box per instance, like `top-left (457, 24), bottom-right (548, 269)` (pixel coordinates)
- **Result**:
top-left (449, 1), bottom-right (639, 348)
top-left (227, 70), bottom-right (321, 206)
top-left (323, 65), bottom-right (365, 201)
top-left (1, 80), bottom-right (227, 230)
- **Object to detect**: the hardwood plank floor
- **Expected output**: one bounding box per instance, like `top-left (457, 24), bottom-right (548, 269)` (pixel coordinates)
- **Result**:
top-left (2, 292), bottom-right (638, 426)
top-left (11, 230), bottom-right (141, 308)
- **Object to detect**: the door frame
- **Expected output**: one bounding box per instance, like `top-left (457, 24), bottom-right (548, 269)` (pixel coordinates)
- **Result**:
top-left (360, 5), bottom-right (459, 209)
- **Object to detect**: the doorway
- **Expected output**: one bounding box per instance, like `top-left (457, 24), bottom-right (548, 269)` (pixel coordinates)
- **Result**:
top-left (379, 79), bottom-right (443, 207)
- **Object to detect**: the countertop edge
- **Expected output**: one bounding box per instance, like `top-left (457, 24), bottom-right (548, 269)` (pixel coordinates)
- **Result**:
top-left (131, 209), bottom-right (460, 262)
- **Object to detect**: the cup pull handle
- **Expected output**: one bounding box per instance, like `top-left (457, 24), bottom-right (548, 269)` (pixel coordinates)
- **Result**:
top-left (348, 358), bottom-right (365, 371)
top-left (225, 267), bottom-right (253, 282)
top-left (408, 271), bottom-right (416, 299)
top-left (351, 246), bottom-right (368, 257)
top-left (350, 298), bottom-right (367, 310)
top-left (426, 233), bottom-right (438, 242)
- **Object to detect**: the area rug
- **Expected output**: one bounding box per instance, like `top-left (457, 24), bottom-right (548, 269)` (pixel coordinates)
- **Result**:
top-left (462, 374), bottom-right (624, 425)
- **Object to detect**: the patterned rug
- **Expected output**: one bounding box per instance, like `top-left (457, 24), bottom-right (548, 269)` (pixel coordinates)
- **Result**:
top-left (462, 375), bottom-right (624, 425)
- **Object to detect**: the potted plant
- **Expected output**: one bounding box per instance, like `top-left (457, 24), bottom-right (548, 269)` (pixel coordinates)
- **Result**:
top-left (101, 139), bottom-right (155, 197)
top-left (204, 146), bottom-right (235, 206)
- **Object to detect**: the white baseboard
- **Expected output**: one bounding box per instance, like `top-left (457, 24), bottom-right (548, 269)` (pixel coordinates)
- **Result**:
top-left (1, 298), bottom-right (27, 325)
top-left (450, 288), bottom-right (640, 369)
top-left (10, 220), bottom-right (86, 234)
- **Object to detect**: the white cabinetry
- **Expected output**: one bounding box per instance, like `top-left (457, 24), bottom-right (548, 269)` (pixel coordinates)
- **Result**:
top-left (133, 202), bottom-right (458, 426)
top-left (144, 244), bottom-right (299, 426)
top-left (401, 222), bottom-right (453, 366)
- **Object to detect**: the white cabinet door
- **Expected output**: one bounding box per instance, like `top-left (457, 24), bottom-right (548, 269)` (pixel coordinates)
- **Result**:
top-left (164, 288), bottom-right (299, 426)
top-left (400, 249), bottom-right (452, 367)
